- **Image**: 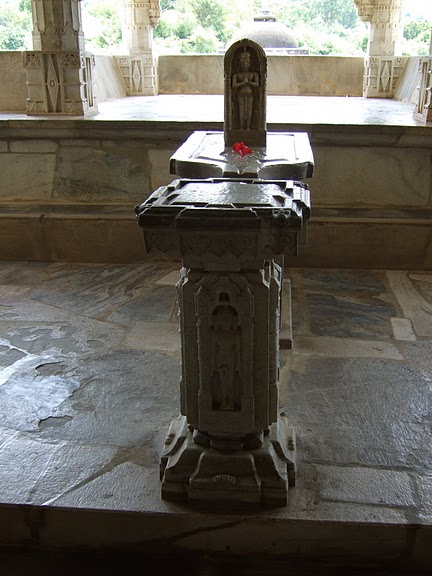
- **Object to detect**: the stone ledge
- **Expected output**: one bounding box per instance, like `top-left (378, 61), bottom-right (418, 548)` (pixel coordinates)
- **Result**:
top-left (311, 207), bottom-right (432, 224)
top-left (2, 120), bottom-right (432, 149)
top-left (0, 501), bottom-right (430, 572)
top-left (0, 204), bottom-right (430, 268)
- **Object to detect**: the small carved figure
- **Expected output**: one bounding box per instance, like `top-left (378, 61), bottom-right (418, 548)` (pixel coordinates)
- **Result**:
top-left (210, 305), bottom-right (241, 411)
top-left (232, 49), bottom-right (259, 131)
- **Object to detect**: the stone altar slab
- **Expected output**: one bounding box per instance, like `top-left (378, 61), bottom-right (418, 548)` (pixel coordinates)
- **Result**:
top-left (170, 131), bottom-right (314, 180)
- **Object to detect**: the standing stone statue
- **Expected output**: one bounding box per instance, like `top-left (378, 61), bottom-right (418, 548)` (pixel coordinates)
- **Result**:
top-left (232, 49), bottom-right (259, 130)
top-left (225, 39), bottom-right (267, 148)
top-left (210, 304), bottom-right (241, 411)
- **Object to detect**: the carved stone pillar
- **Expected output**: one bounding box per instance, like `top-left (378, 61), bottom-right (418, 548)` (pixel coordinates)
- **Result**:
top-left (24, 0), bottom-right (97, 115)
top-left (115, 1), bottom-right (160, 96)
top-left (136, 178), bottom-right (311, 505)
top-left (414, 34), bottom-right (432, 123)
top-left (354, 0), bottom-right (407, 97)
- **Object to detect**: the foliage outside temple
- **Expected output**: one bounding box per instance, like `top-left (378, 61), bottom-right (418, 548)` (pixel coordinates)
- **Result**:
top-left (0, 0), bottom-right (430, 55)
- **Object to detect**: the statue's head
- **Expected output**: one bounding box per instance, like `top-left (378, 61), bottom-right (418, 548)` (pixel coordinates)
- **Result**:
top-left (213, 305), bottom-right (237, 331)
top-left (239, 49), bottom-right (251, 72)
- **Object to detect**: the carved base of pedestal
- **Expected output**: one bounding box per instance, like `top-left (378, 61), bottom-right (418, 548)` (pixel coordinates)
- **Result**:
top-left (160, 415), bottom-right (296, 506)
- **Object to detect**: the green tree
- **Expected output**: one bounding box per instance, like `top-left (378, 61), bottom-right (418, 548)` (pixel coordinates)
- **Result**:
top-left (189, 0), bottom-right (228, 41)
top-left (309, 0), bottom-right (358, 28)
top-left (175, 17), bottom-right (195, 40)
top-left (154, 19), bottom-right (175, 39)
top-left (180, 27), bottom-right (218, 53)
top-left (85, 0), bottom-right (122, 49)
top-left (19, 0), bottom-right (32, 13)
top-left (160, 0), bottom-right (177, 10)
top-left (0, 3), bottom-right (32, 50)
top-left (404, 20), bottom-right (431, 42)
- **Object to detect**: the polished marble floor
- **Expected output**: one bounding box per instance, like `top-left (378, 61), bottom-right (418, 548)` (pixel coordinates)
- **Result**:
top-left (0, 260), bottom-right (431, 565)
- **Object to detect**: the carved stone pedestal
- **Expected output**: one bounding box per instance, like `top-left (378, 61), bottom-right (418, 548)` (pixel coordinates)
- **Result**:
top-left (136, 178), bottom-right (310, 506)
top-left (161, 415), bottom-right (295, 505)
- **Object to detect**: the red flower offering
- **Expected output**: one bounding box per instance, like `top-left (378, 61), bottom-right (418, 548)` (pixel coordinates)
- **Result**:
top-left (233, 141), bottom-right (252, 157)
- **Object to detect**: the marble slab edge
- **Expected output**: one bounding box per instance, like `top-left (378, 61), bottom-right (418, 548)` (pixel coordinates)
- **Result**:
top-left (0, 501), bottom-right (430, 571)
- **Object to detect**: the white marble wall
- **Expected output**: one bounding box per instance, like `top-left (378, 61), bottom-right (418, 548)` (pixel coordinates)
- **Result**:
top-left (158, 55), bottom-right (365, 96)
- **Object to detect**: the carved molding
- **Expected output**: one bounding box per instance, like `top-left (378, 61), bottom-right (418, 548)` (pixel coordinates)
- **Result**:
top-left (354, 0), bottom-right (404, 23)
top-left (23, 52), bottom-right (41, 67)
top-left (60, 53), bottom-right (81, 67)
top-left (123, 1), bottom-right (160, 28)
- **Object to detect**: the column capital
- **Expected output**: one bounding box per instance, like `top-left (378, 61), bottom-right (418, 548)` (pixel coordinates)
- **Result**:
top-left (354, 0), bottom-right (405, 23)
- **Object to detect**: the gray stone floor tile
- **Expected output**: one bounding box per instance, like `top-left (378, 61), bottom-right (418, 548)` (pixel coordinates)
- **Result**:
top-left (123, 320), bottom-right (181, 353)
top-left (0, 261), bottom-right (431, 538)
top-left (27, 262), bottom-right (173, 320)
top-left (283, 356), bottom-right (432, 469)
top-left (107, 284), bottom-right (178, 324)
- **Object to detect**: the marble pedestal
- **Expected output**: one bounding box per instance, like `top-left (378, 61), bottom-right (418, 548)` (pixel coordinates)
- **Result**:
top-left (136, 178), bottom-right (310, 506)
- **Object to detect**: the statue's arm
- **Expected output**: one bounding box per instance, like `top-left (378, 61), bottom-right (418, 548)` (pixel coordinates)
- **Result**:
top-left (232, 74), bottom-right (242, 88)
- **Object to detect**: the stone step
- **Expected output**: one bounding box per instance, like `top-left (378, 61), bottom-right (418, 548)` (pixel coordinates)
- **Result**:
top-left (0, 501), bottom-right (430, 573)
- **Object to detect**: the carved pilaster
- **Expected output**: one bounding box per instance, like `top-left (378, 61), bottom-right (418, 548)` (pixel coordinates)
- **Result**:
top-left (364, 55), bottom-right (407, 97)
top-left (414, 57), bottom-right (432, 123)
top-left (118, 1), bottom-right (160, 95)
top-left (26, 1), bottom-right (97, 116)
top-left (354, 0), bottom-right (406, 97)
top-left (122, 1), bottom-right (160, 54)
top-left (23, 51), bottom-right (97, 115)
top-left (354, 0), bottom-right (405, 56)
top-left (114, 54), bottom-right (157, 95)
top-left (31, 0), bottom-right (85, 51)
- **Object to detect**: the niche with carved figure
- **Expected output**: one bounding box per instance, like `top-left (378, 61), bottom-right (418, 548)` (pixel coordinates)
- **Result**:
top-left (210, 293), bottom-right (242, 411)
top-left (224, 38), bottom-right (267, 147)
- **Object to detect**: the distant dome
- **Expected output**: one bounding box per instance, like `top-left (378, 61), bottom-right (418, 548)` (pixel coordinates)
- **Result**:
top-left (231, 9), bottom-right (298, 50)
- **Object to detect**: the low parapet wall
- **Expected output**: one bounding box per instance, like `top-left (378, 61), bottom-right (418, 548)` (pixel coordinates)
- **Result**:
top-left (0, 116), bottom-right (430, 268)
top-left (0, 51), bottom-right (423, 110)
top-left (158, 54), bottom-right (364, 96)
top-left (0, 52), bottom-right (365, 112)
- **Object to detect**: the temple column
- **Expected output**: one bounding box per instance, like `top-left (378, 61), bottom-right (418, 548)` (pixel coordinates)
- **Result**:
top-left (414, 33), bottom-right (432, 123)
top-left (23, 0), bottom-right (97, 115)
top-left (354, 0), bottom-right (407, 98)
top-left (115, 1), bottom-right (160, 96)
